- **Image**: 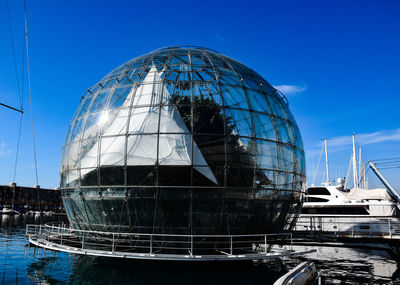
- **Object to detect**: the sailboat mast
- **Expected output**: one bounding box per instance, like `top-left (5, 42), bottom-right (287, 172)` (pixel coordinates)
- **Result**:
top-left (352, 134), bottom-right (358, 188)
top-left (324, 138), bottom-right (330, 185)
top-left (358, 146), bottom-right (362, 188)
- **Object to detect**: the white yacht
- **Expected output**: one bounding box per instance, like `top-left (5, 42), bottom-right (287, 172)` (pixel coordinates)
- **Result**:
top-left (296, 180), bottom-right (400, 234)
top-left (295, 136), bottom-right (400, 236)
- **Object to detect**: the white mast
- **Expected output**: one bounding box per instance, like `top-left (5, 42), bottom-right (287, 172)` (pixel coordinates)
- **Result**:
top-left (363, 158), bottom-right (367, 189)
top-left (324, 138), bottom-right (330, 185)
top-left (352, 133), bottom-right (358, 188)
top-left (358, 146), bottom-right (362, 188)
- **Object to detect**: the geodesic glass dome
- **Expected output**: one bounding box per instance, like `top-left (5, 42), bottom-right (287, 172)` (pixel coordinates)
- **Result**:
top-left (60, 46), bottom-right (306, 236)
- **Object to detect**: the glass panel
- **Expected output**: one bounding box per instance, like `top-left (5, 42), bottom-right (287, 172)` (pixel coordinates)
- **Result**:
top-left (108, 85), bottom-right (133, 109)
top-left (256, 140), bottom-right (277, 169)
top-left (170, 86), bottom-right (191, 105)
top-left (192, 82), bottom-right (222, 105)
top-left (192, 68), bottom-right (217, 82)
top-left (221, 86), bottom-right (249, 110)
top-left (226, 136), bottom-right (256, 168)
top-left (190, 52), bottom-right (206, 67)
top-left (126, 134), bottom-right (157, 165)
top-left (255, 169), bottom-right (274, 189)
top-left (74, 94), bottom-right (93, 120)
top-left (193, 166), bottom-right (219, 186)
top-left (60, 145), bottom-right (68, 173)
top-left (158, 166), bottom-right (192, 186)
top-left (159, 106), bottom-right (190, 134)
top-left (158, 134), bottom-right (193, 165)
top-left (194, 134), bottom-right (225, 165)
top-left (253, 113), bottom-right (276, 140)
top-left (126, 166), bottom-right (156, 185)
top-left (82, 112), bottom-right (102, 139)
top-left (218, 74), bottom-right (241, 86)
top-left (79, 138), bottom-right (98, 169)
top-left (291, 124), bottom-right (304, 149)
top-left (90, 90), bottom-right (109, 113)
top-left (278, 145), bottom-right (294, 172)
top-left (224, 108), bottom-right (253, 137)
top-left (80, 168), bottom-right (98, 186)
top-left (226, 166), bottom-right (254, 187)
top-left (276, 118), bottom-right (292, 144)
top-left (247, 89), bottom-right (270, 113)
top-left (62, 169), bottom-right (79, 187)
top-left (295, 149), bottom-right (306, 173)
top-left (242, 76), bottom-right (261, 90)
top-left (131, 74), bottom-right (164, 107)
top-left (276, 172), bottom-right (290, 190)
top-left (267, 94), bottom-right (288, 120)
top-left (192, 106), bottom-right (225, 135)
top-left (100, 136), bottom-right (125, 166)
top-left (67, 141), bottom-right (80, 169)
top-left (101, 108), bottom-right (129, 136)
top-left (129, 107), bottom-right (159, 134)
top-left (69, 118), bottom-right (84, 142)
top-left (100, 166), bottom-right (124, 185)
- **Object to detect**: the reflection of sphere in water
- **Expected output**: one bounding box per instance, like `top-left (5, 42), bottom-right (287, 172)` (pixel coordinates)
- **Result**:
top-left (60, 46), bottom-right (305, 235)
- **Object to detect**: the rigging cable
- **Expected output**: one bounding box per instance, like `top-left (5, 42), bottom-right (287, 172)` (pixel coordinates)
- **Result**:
top-left (6, 0), bottom-right (24, 183)
top-left (14, 30), bottom-right (26, 183)
top-left (6, 0), bottom-right (22, 106)
top-left (311, 142), bottom-right (324, 186)
top-left (24, 0), bottom-right (39, 186)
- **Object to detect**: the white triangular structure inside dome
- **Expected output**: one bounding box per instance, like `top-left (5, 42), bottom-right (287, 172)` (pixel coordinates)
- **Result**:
top-left (70, 65), bottom-right (217, 185)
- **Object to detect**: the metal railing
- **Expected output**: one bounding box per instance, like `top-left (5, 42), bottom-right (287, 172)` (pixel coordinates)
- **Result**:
top-left (292, 215), bottom-right (400, 238)
top-left (26, 223), bottom-right (293, 257)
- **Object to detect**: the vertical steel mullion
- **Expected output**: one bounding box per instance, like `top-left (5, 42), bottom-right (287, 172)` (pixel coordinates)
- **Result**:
top-left (188, 50), bottom-right (194, 243)
top-left (152, 54), bottom-right (173, 235)
top-left (97, 78), bottom-right (119, 187)
top-left (123, 58), bottom-right (149, 230)
top-left (77, 86), bottom-right (100, 191)
top-left (201, 51), bottom-right (230, 235)
top-left (201, 51), bottom-right (227, 186)
top-left (223, 61), bottom-right (257, 192)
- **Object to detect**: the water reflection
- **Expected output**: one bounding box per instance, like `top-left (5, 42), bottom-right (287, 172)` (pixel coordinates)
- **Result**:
top-left (287, 245), bottom-right (399, 284)
top-left (66, 257), bottom-right (285, 285)
top-left (1, 216), bottom-right (400, 284)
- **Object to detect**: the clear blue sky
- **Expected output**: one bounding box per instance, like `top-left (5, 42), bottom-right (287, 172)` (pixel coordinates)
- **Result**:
top-left (0, 0), bottom-right (399, 189)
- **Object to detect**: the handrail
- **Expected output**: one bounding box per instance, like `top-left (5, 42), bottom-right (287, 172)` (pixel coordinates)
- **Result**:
top-left (26, 223), bottom-right (294, 259)
top-left (39, 222), bottom-right (291, 239)
top-left (292, 214), bottom-right (400, 239)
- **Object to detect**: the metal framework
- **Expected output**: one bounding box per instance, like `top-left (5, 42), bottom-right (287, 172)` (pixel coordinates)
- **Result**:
top-left (59, 46), bottom-right (306, 244)
top-left (26, 223), bottom-right (315, 261)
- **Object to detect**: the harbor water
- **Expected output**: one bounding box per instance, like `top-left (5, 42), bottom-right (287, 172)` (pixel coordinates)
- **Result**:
top-left (1, 215), bottom-right (400, 284)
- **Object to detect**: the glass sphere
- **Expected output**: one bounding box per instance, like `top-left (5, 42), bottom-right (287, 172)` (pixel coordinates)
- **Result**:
top-left (61, 46), bottom-right (305, 235)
